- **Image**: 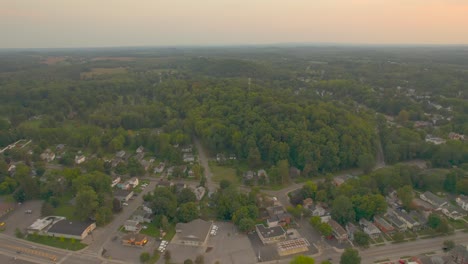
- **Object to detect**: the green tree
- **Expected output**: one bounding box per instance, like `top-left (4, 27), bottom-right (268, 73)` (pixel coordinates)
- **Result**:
top-left (290, 255), bottom-right (315, 264)
top-left (238, 218), bottom-right (256, 232)
top-left (184, 260), bottom-right (194, 264)
top-left (353, 231), bottom-right (370, 248)
top-left (358, 153), bottom-right (375, 174)
top-left (443, 172), bottom-right (457, 193)
top-left (340, 248), bottom-right (361, 264)
top-left (331, 195), bottom-right (355, 225)
top-left (177, 202), bottom-right (199, 223)
top-left (75, 187), bottom-right (99, 221)
top-left (195, 255), bottom-right (204, 264)
top-left (140, 252), bottom-right (150, 263)
top-left (177, 188), bottom-right (196, 205)
top-left (397, 185), bottom-right (414, 210)
top-left (95, 206), bottom-right (113, 226)
top-left (41, 202), bottom-right (54, 217)
top-left (278, 159), bottom-right (290, 185)
top-left (220, 179), bottom-right (231, 190)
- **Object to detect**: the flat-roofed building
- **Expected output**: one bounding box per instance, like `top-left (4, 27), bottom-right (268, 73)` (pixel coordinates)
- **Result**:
top-left (255, 224), bottom-right (286, 245)
top-left (174, 219), bottom-right (212, 247)
top-left (277, 238), bottom-right (310, 256)
top-left (47, 219), bottom-right (96, 240)
top-left (328, 219), bottom-right (348, 243)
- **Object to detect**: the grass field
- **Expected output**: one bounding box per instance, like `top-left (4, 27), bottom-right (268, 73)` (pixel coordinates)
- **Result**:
top-left (209, 162), bottom-right (240, 185)
top-left (27, 234), bottom-right (86, 251)
top-left (53, 194), bottom-right (77, 220)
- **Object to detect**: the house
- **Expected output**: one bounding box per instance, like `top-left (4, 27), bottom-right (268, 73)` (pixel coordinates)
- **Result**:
top-left (175, 182), bottom-right (187, 192)
top-left (449, 244), bottom-right (468, 264)
top-left (267, 212), bottom-right (292, 227)
top-left (47, 219), bottom-right (96, 240)
top-left (116, 150), bottom-right (126, 159)
top-left (40, 149), bottom-right (55, 162)
top-left (136, 146), bottom-right (144, 154)
top-left (124, 220), bottom-right (141, 232)
top-left (390, 209), bottom-right (421, 230)
top-left (114, 189), bottom-right (134, 202)
top-left (167, 166), bottom-right (175, 177)
top-left (195, 186), bottom-right (206, 201)
top-left (128, 177), bottom-right (139, 188)
top-left (244, 171), bottom-right (255, 181)
top-left (140, 159), bottom-right (152, 171)
top-left (181, 146), bottom-right (192, 153)
top-left (132, 209), bottom-right (153, 223)
top-left (228, 154), bottom-right (237, 160)
top-left (183, 153), bottom-right (195, 163)
top-left (420, 191), bottom-right (448, 208)
top-left (410, 255), bottom-right (455, 264)
top-left (75, 155), bottom-right (86, 164)
top-left (374, 216), bottom-right (395, 234)
top-left (448, 132), bottom-right (465, 141)
top-left (122, 233), bottom-right (148, 247)
top-left (385, 213), bottom-right (407, 232)
top-left (142, 202), bottom-right (153, 214)
top-left (308, 203), bottom-right (327, 217)
top-left (56, 144), bottom-right (65, 152)
top-left (456, 195), bottom-right (468, 211)
top-left (111, 176), bottom-right (121, 188)
top-left (154, 162), bottom-right (165, 173)
top-left (359, 219), bottom-right (381, 238)
top-left (333, 177), bottom-right (346, 186)
top-left (441, 204), bottom-right (466, 220)
top-left (174, 219), bottom-right (212, 246)
top-left (255, 224), bottom-right (286, 245)
top-left (328, 219), bottom-right (348, 243)
top-left (258, 169), bottom-right (268, 178)
top-left (346, 223), bottom-right (359, 241)
top-left (216, 153), bottom-right (226, 163)
top-left (303, 198), bottom-right (313, 208)
top-left (425, 135), bottom-right (446, 145)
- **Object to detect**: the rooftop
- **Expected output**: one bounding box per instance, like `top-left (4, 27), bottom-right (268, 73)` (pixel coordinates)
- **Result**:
top-left (421, 191), bottom-right (447, 207)
top-left (175, 219), bottom-right (212, 242)
top-left (256, 224), bottom-right (286, 239)
top-left (48, 219), bottom-right (95, 236)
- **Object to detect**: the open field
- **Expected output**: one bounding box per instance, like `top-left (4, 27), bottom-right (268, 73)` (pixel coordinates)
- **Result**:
top-left (26, 234), bottom-right (86, 251)
top-left (209, 162), bottom-right (240, 185)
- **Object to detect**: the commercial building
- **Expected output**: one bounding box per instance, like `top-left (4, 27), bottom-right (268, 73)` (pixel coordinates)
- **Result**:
top-left (174, 219), bottom-right (212, 246)
top-left (255, 224), bottom-right (286, 245)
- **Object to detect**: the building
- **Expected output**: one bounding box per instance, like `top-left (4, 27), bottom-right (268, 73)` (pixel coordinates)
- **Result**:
top-left (116, 150), bottom-right (126, 159)
top-left (456, 195), bottom-right (468, 211)
top-left (359, 219), bottom-right (381, 238)
top-left (390, 209), bottom-right (421, 230)
top-left (75, 155), bottom-right (86, 165)
top-left (420, 191), bottom-right (448, 208)
top-left (154, 162), bottom-right (165, 173)
top-left (374, 216), bottom-right (395, 234)
top-left (195, 186), bottom-right (205, 201)
top-left (277, 238), bottom-right (310, 256)
top-left (40, 149), bottom-right (55, 162)
top-left (114, 189), bottom-right (134, 202)
top-left (136, 146), bottom-right (144, 154)
top-left (47, 219), bottom-right (96, 240)
top-left (124, 220), bottom-right (141, 232)
top-left (142, 202), bottom-right (153, 214)
top-left (174, 219), bottom-right (212, 246)
top-left (157, 180), bottom-right (173, 188)
top-left (181, 146), bottom-right (192, 153)
top-left (441, 204), bottom-right (466, 220)
top-left (255, 224), bottom-right (286, 245)
top-left (267, 213), bottom-right (292, 228)
top-left (346, 223), bottom-right (360, 241)
top-left (308, 204), bottom-right (327, 217)
top-left (116, 182), bottom-right (131, 190)
top-left (385, 214), bottom-right (407, 232)
top-left (183, 153), bottom-right (195, 163)
top-left (122, 233), bottom-right (148, 247)
top-left (328, 219), bottom-right (348, 243)
top-left (111, 176), bottom-right (121, 188)
top-left (128, 177), bottom-right (139, 188)
top-left (132, 208), bottom-right (153, 223)
top-left (27, 216), bottom-right (65, 234)
top-left (244, 171), bottom-right (255, 181)
top-left (289, 167), bottom-right (301, 178)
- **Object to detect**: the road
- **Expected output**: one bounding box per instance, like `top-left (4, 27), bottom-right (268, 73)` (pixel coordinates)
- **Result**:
top-left (194, 138), bottom-right (219, 192)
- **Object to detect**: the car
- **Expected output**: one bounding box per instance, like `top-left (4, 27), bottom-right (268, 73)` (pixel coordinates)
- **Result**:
top-left (123, 203), bottom-right (128, 206)
top-left (142, 226), bottom-right (148, 229)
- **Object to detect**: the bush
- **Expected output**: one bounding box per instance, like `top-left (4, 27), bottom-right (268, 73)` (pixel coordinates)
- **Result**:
top-left (140, 252), bottom-right (150, 263)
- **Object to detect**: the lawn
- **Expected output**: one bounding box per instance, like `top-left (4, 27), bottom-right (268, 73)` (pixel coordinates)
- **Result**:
top-left (448, 219), bottom-right (467, 230)
top-left (209, 162), bottom-right (240, 185)
top-left (27, 234), bottom-right (86, 251)
top-left (140, 223), bottom-right (161, 238)
top-left (52, 194), bottom-right (77, 220)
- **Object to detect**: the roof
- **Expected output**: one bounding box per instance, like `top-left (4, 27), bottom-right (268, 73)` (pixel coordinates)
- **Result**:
top-left (175, 219), bottom-right (212, 242)
top-left (374, 216), bottom-right (394, 230)
top-left (256, 224), bottom-right (286, 239)
top-left (277, 238), bottom-right (310, 252)
top-left (48, 219), bottom-right (94, 237)
top-left (125, 220), bottom-right (139, 227)
top-left (386, 214), bottom-right (406, 228)
top-left (421, 191), bottom-right (447, 207)
top-left (450, 245), bottom-right (468, 260)
top-left (359, 219), bottom-right (381, 234)
top-left (457, 195), bottom-right (468, 203)
top-left (328, 219), bottom-right (347, 236)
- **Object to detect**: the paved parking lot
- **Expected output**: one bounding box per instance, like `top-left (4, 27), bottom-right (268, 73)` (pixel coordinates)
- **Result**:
top-left (2, 200), bottom-right (43, 237)
top-left (160, 222), bottom-right (257, 264)
top-left (102, 233), bottom-right (159, 263)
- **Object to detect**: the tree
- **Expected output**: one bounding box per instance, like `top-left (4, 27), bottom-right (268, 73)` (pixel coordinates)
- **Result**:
top-left (15, 228), bottom-right (24, 238)
top-left (358, 153), bottom-right (375, 174)
top-left (177, 188), bottom-right (196, 205)
top-left (331, 195), bottom-right (355, 225)
top-left (75, 187), bottom-right (98, 221)
top-left (353, 231), bottom-right (370, 248)
top-left (220, 179), bottom-right (231, 190)
top-left (397, 185), bottom-right (414, 210)
top-left (443, 172), bottom-right (457, 193)
top-left (41, 202), bottom-right (54, 217)
top-left (443, 240), bottom-right (455, 252)
top-left (95, 206), bottom-right (113, 226)
top-left (427, 213), bottom-right (450, 233)
top-left (184, 260), bottom-right (194, 264)
top-left (140, 252), bottom-right (150, 263)
top-left (278, 159), bottom-right (290, 184)
top-left (177, 202), bottom-right (199, 223)
top-left (290, 255), bottom-right (315, 264)
top-left (340, 248), bottom-right (361, 264)
top-left (248, 147), bottom-right (261, 169)
top-left (164, 250), bottom-right (171, 263)
top-left (238, 218), bottom-right (255, 232)
top-left (195, 255), bottom-right (204, 264)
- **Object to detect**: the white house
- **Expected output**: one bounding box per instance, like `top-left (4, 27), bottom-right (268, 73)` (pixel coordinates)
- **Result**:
top-left (124, 220), bottom-right (140, 232)
top-left (195, 186), bottom-right (206, 201)
top-left (128, 177), bottom-right (139, 188)
top-left (456, 195), bottom-right (468, 211)
top-left (75, 155), bottom-right (86, 164)
top-left (111, 176), bottom-right (121, 188)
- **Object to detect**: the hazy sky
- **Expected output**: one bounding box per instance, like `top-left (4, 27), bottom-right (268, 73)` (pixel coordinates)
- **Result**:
top-left (2, 0), bottom-right (468, 48)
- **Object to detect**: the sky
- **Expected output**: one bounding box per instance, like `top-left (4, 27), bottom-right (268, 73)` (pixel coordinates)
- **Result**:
top-left (2, 0), bottom-right (468, 48)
